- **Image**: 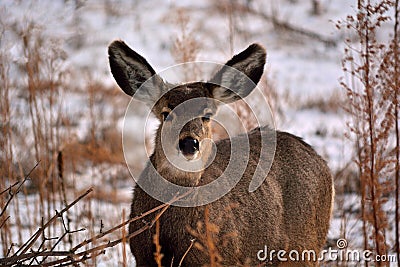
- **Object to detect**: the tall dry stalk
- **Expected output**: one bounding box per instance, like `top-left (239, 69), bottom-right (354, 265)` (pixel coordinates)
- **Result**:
top-left (153, 219), bottom-right (163, 267)
top-left (19, 22), bottom-right (68, 243)
top-left (0, 3), bottom-right (133, 265)
top-left (0, 17), bottom-right (13, 256)
top-left (186, 207), bottom-right (222, 267)
top-left (168, 8), bottom-right (201, 81)
top-left (339, 0), bottom-right (399, 263)
top-left (393, 1), bottom-right (400, 264)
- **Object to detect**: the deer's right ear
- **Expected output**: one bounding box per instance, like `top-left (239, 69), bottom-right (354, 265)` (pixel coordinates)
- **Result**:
top-left (108, 40), bottom-right (165, 104)
top-left (209, 43), bottom-right (266, 104)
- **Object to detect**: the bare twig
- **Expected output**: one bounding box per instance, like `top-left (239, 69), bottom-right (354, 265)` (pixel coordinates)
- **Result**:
top-left (0, 216), bottom-right (10, 229)
top-left (0, 181), bottom-right (19, 196)
top-left (1, 250), bottom-right (74, 266)
top-left (71, 198), bottom-right (167, 253)
top-left (0, 188), bottom-right (92, 266)
top-left (37, 204), bottom-right (171, 267)
top-left (1, 175), bottom-right (193, 266)
top-left (14, 188), bottom-right (93, 257)
top-left (153, 219), bottom-right (163, 267)
top-left (0, 162), bottom-right (38, 218)
top-left (121, 209), bottom-right (127, 267)
top-left (178, 238), bottom-right (195, 267)
top-left (72, 188), bottom-right (192, 254)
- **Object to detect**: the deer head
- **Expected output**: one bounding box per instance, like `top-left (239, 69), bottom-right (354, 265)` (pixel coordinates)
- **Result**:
top-left (108, 41), bottom-right (266, 185)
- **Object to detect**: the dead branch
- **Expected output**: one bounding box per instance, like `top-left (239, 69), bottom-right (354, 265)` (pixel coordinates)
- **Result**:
top-left (0, 162), bottom-right (38, 218)
top-left (70, 198), bottom-right (171, 253)
top-left (21, 188), bottom-right (93, 255)
top-left (178, 238), bottom-right (195, 267)
top-left (36, 204), bottom-right (170, 267)
top-left (0, 188), bottom-right (93, 266)
top-left (0, 181), bottom-right (19, 196)
top-left (0, 187), bottom-right (192, 266)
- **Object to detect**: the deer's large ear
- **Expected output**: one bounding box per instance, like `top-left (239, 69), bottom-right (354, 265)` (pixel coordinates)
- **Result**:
top-left (108, 40), bottom-right (165, 104)
top-left (209, 43), bottom-right (266, 103)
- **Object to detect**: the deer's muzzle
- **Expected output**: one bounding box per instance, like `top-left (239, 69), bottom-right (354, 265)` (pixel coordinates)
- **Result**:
top-left (178, 137), bottom-right (199, 158)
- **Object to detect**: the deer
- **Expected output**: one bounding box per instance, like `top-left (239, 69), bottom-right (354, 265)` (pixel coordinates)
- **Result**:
top-left (108, 40), bottom-right (334, 266)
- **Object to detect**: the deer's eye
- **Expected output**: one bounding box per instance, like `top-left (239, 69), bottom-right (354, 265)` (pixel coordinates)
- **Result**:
top-left (161, 112), bottom-right (171, 122)
top-left (202, 112), bottom-right (213, 122)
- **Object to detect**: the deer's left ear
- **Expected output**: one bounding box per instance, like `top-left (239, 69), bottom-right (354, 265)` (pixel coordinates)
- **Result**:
top-left (209, 43), bottom-right (266, 103)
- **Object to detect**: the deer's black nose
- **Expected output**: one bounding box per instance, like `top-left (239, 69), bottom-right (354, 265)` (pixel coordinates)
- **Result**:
top-left (179, 137), bottom-right (199, 156)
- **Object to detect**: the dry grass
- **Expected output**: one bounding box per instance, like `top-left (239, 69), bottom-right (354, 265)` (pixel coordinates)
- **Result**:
top-left (0, 186), bottom-right (173, 266)
top-left (153, 220), bottom-right (163, 267)
top-left (0, 11), bottom-right (131, 266)
top-left (167, 8), bottom-right (202, 81)
top-left (188, 207), bottom-right (223, 267)
top-left (299, 89), bottom-right (344, 114)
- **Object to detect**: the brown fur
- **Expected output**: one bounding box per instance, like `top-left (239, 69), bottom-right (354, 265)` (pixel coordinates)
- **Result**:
top-left (108, 41), bottom-right (334, 266)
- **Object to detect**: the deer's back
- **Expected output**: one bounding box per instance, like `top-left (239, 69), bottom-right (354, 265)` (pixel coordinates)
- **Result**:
top-left (200, 127), bottom-right (333, 264)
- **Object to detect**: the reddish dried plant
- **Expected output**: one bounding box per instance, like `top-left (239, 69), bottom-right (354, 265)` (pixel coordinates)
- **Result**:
top-left (338, 0), bottom-right (399, 263)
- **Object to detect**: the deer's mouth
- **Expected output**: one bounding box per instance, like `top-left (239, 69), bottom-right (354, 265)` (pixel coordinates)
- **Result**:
top-left (178, 137), bottom-right (199, 160)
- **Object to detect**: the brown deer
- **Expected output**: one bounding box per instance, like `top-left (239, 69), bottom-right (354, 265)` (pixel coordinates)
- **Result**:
top-left (108, 40), bottom-right (334, 266)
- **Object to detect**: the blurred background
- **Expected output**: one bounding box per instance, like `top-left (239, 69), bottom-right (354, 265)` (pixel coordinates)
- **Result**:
top-left (0, 0), bottom-right (399, 266)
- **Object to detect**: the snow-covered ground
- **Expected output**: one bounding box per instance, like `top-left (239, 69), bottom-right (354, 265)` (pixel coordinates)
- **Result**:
top-left (1, 0), bottom-right (398, 266)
